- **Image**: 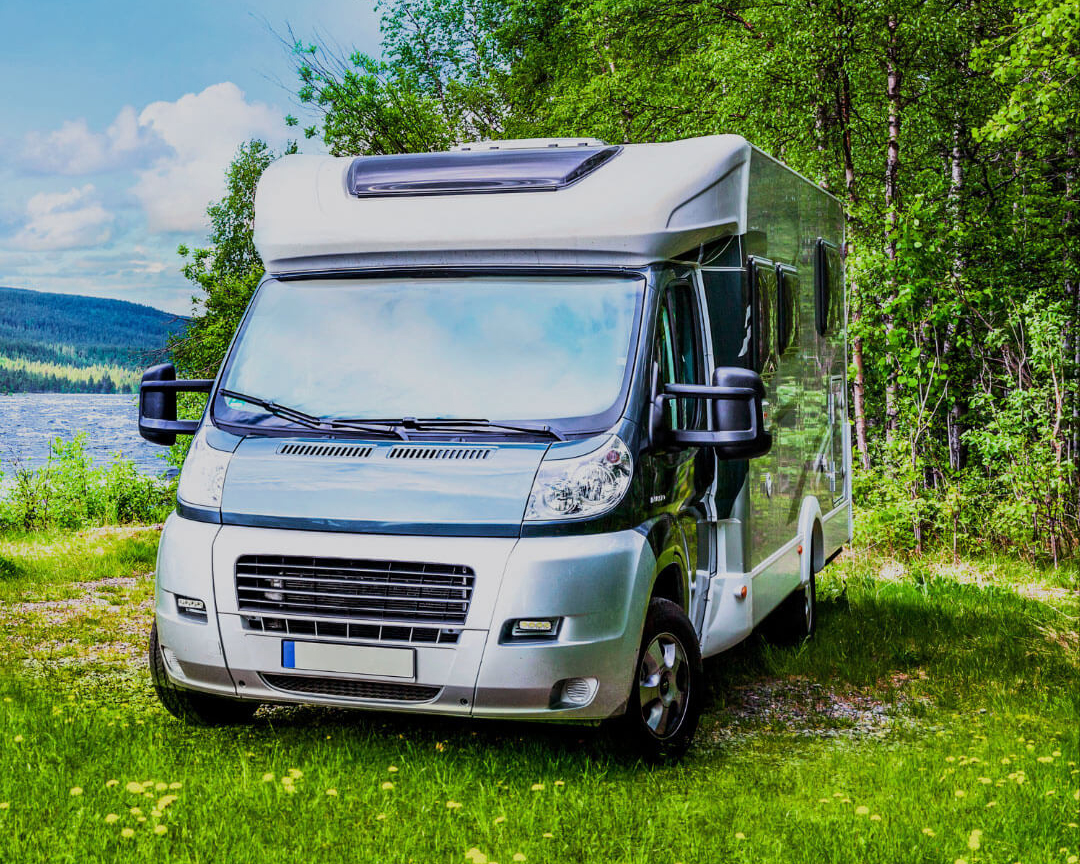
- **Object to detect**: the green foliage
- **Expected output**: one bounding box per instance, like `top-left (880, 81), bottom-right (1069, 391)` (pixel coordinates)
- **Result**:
top-left (289, 0), bottom-right (1079, 561)
top-left (0, 436), bottom-right (174, 533)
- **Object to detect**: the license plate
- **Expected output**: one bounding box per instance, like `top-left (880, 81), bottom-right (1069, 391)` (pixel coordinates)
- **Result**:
top-left (282, 640), bottom-right (415, 679)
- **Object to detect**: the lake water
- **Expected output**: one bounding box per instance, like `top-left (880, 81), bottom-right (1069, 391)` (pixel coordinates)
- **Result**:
top-left (0, 393), bottom-right (173, 480)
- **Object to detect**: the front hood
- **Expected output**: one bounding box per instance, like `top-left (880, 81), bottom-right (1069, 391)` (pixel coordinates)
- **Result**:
top-left (219, 437), bottom-right (550, 536)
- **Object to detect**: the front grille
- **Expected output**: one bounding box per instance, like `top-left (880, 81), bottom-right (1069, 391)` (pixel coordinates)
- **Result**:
top-left (235, 555), bottom-right (474, 624)
top-left (243, 615), bottom-right (461, 644)
top-left (261, 673), bottom-right (441, 702)
top-left (387, 446), bottom-right (494, 460)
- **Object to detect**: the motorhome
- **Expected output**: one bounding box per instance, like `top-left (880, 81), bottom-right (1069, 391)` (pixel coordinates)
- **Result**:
top-left (138, 135), bottom-right (851, 760)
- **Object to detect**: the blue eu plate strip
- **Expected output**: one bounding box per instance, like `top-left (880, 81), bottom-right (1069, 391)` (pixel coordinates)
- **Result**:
top-left (282, 640), bottom-right (295, 668)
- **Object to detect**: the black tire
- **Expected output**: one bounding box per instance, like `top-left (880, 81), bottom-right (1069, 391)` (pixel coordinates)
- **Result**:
top-left (617, 597), bottom-right (704, 763)
top-left (763, 560), bottom-right (817, 646)
top-left (149, 622), bottom-right (259, 725)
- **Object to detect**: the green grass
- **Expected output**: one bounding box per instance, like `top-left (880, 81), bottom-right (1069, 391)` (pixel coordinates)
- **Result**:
top-left (0, 530), bottom-right (1077, 863)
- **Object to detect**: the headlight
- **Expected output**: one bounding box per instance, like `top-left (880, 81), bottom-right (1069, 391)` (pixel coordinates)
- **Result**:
top-left (177, 427), bottom-right (231, 509)
top-left (525, 435), bottom-right (633, 521)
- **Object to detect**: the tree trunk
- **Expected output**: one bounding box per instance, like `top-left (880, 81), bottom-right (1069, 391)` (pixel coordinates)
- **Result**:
top-left (945, 119), bottom-right (968, 473)
top-left (883, 13), bottom-right (902, 444)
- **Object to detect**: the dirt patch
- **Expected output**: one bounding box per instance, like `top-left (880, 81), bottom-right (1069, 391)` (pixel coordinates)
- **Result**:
top-left (709, 676), bottom-right (913, 742)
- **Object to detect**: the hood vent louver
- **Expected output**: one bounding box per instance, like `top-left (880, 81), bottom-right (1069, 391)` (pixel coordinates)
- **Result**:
top-left (387, 446), bottom-right (495, 461)
top-left (277, 443), bottom-right (374, 459)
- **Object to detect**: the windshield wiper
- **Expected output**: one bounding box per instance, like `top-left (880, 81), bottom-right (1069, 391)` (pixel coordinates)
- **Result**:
top-left (218, 390), bottom-right (407, 439)
top-left (387, 417), bottom-right (566, 441)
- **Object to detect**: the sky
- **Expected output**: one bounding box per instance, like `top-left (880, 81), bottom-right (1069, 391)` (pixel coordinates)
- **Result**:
top-left (0, 0), bottom-right (383, 315)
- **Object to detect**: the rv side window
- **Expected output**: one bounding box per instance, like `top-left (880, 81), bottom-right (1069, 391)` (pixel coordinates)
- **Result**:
top-left (749, 258), bottom-right (776, 374)
top-left (653, 282), bottom-right (704, 429)
top-left (776, 265), bottom-right (797, 355)
top-left (815, 239), bottom-right (844, 336)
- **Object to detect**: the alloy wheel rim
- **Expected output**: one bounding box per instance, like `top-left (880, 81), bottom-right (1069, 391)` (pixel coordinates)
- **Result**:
top-left (638, 632), bottom-right (689, 739)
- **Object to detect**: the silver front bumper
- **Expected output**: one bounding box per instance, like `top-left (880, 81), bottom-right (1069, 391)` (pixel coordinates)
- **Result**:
top-left (154, 514), bottom-right (656, 720)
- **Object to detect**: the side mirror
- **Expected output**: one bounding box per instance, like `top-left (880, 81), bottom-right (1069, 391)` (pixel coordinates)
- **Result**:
top-left (656, 367), bottom-right (772, 459)
top-left (138, 363), bottom-right (215, 446)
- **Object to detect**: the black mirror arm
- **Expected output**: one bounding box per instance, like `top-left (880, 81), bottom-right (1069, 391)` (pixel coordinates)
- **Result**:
top-left (139, 379), bottom-right (214, 395)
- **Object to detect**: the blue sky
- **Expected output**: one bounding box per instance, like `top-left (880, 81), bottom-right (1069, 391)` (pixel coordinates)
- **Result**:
top-left (0, 0), bottom-right (382, 314)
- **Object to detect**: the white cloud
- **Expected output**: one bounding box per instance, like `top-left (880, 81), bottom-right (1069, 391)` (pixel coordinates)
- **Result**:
top-left (18, 107), bottom-right (167, 175)
top-left (131, 82), bottom-right (283, 232)
top-left (12, 185), bottom-right (113, 251)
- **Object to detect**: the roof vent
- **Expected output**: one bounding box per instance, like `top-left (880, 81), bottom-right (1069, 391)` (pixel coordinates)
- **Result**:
top-left (451, 138), bottom-right (608, 152)
top-left (346, 146), bottom-right (621, 198)
top-left (386, 446), bottom-right (495, 461)
top-left (277, 443), bottom-right (374, 459)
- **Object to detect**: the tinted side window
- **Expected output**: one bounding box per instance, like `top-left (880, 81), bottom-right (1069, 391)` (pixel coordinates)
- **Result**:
top-left (776, 265), bottom-right (798, 355)
top-left (749, 258), bottom-right (776, 374)
top-left (815, 240), bottom-right (844, 336)
top-left (701, 269), bottom-right (751, 367)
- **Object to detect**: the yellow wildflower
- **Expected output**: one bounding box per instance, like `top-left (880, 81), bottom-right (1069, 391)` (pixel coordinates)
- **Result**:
top-left (870, 814), bottom-right (882, 821)
top-left (967, 829), bottom-right (982, 851)
top-left (125, 782), bottom-right (143, 794)
top-left (381, 781), bottom-right (394, 791)
top-left (955, 789), bottom-right (966, 798)
top-left (13, 735), bottom-right (23, 743)
top-left (261, 773), bottom-right (275, 783)
top-left (130, 807), bottom-right (142, 816)
top-left (493, 816), bottom-right (506, 825)
top-left (157, 796), bottom-right (177, 809)
top-left (388, 766), bottom-right (399, 773)
top-left (150, 810), bottom-right (162, 818)
top-left (1067, 856), bottom-right (1078, 864)
top-left (986, 801), bottom-right (998, 808)
top-left (922, 828), bottom-right (936, 837)
top-left (555, 780), bottom-right (564, 787)
top-left (465, 848), bottom-right (489, 864)
top-left (154, 825), bottom-right (168, 836)
top-left (530, 783), bottom-right (544, 792)
top-left (542, 832), bottom-right (554, 839)
top-left (735, 832), bottom-right (747, 840)
top-left (1038, 756), bottom-right (1054, 764)
top-left (325, 789), bottom-right (338, 797)
top-left (855, 806), bottom-right (870, 816)
top-left (978, 777), bottom-right (992, 785)
top-left (70, 787), bottom-right (83, 797)
top-left (447, 801), bottom-right (463, 810)
top-left (376, 813), bottom-right (386, 821)
top-left (954, 859), bottom-right (968, 864)
top-left (137, 816), bottom-right (147, 823)
top-left (435, 742), bottom-right (446, 752)
top-left (1053, 750), bottom-right (1062, 757)
top-left (168, 782), bottom-right (182, 790)
top-left (106, 780), bottom-right (118, 788)
top-left (121, 828), bottom-right (135, 839)
top-left (288, 768), bottom-right (303, 779)
top-left (513, 855), bottom-right (526, 862)
top-left (104, 814), bottom-right (119, 824)
top-left (0, 803), bottom-right (9, 811)
top-left (154, 782), bottom-right (168, 792)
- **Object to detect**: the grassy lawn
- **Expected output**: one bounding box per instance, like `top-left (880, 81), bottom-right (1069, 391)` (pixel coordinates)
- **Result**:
top-left (0, 527), bottom-right (1077, 863)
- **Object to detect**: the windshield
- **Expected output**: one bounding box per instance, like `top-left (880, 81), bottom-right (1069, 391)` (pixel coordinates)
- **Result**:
top-left (215, 274), bottom-right (644, 432)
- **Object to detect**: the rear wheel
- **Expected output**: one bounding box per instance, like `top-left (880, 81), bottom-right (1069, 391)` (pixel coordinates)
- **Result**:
top-left (149, 622), bottom-right (258, 725)
top-left (618, 597), bottom-right (703, 763)
top-left (763, 556), bottom-right (817, 645)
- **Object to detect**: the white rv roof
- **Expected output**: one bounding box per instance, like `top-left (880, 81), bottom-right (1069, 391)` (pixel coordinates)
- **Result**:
top-left (254, 135), bottom-right (753, 274)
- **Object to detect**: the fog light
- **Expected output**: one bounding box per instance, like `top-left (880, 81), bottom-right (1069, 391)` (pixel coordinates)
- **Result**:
top-left (511, 618), bottom-right (561, 637)
top-left (553, 676), bottom-right (598, 708)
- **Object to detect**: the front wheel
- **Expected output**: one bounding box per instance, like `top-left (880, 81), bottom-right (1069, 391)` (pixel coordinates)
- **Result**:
top-left (617, 597), bottom-right (704, 763)
top-left (149, 622), bottom-right (259, 725)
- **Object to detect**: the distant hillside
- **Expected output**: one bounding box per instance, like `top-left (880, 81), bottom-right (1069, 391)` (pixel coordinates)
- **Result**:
top-left (0, 286), bottom-right (186, 394)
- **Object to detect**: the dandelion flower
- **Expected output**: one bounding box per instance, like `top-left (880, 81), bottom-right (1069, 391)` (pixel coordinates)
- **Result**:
top-left (1067, 856), bottom-right (1078, 864)
top-left (986, 801), bottom-right (997, 808)
top-left (105, 814), bottom-right (119, 824)
top-left (381, 782), bottom-right (394, 791)
top-left (125, 782), bottom-right (144, 794)
top-left (435, 742), bottom-right (446, 752)
top-left (261, 773), bottom-right (275, 783)
top-left (841, 798), bottom-right (852, 804)
top-left (465, 848), bottom-right (488, 864)
top-left (735, 832), bottom-right (747, 840)
top-left (954, 859), bottom-right (967, 864)
top-left (531, 783), bottom-right (544, 792)
top-left (855, 806), bottom-right (870, 816)
top-left (288, 768), bottom-right (303, 780)
top-left (493, 816), bottom-right (506, 825)
top-left (922, 828), bottom-right (936, 837)
top-left (154, 825), bottom-right (167, 836)
top-left (120, 828), bottom-right (135, 839)
top-left (555, 781), bottom-right (564, 787)
top-left (978, 777), bottom-right (992, 785)
top-left (447, 801), bottom-right (463, 810)
top-left (325, 789), bottom-right (338, 797)
top-left (376, 813), bottom-right (386, 821)
top-left (70, 787), bottom-right (83, 797)
top-left (946, 756), bottom-right (956, 763)
top-left (137, 816), bottom-right (147, 823)
top-left (542, 832), bottom-right (554, 839)
top-left (106, 780), bottom-right (118, 788)
top-left (388, 766), bottom-right (398, 773)
top-left (513, 855), bottom-right (526, 862)
top-left (955, 789), bottom-right (966, 798)
top-left (870, 814), bottom-right (882, 821)
top-left (1038, 756), bottom-right (1054, 764)
top-left (0, 803), bottom-right (9, 811)
top-left (150, 810), bottom-right (162, 818)
top-left (157, 796), bottom-right (177, 809)
top-left (967, 829), bottom-right (982, 851)
top-left (154, 782), bottom-right (168, 792)
top-left (130, 807), bottom-right (142, 816)
top-left (13, 735), bottom-right (23, 743)
top-left (1053, 750), bottom-right (1062, 757)
top-left (168, 782), bottom-right (182, 790)
top-left (1000, 758), bottom-right (1010, 765)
